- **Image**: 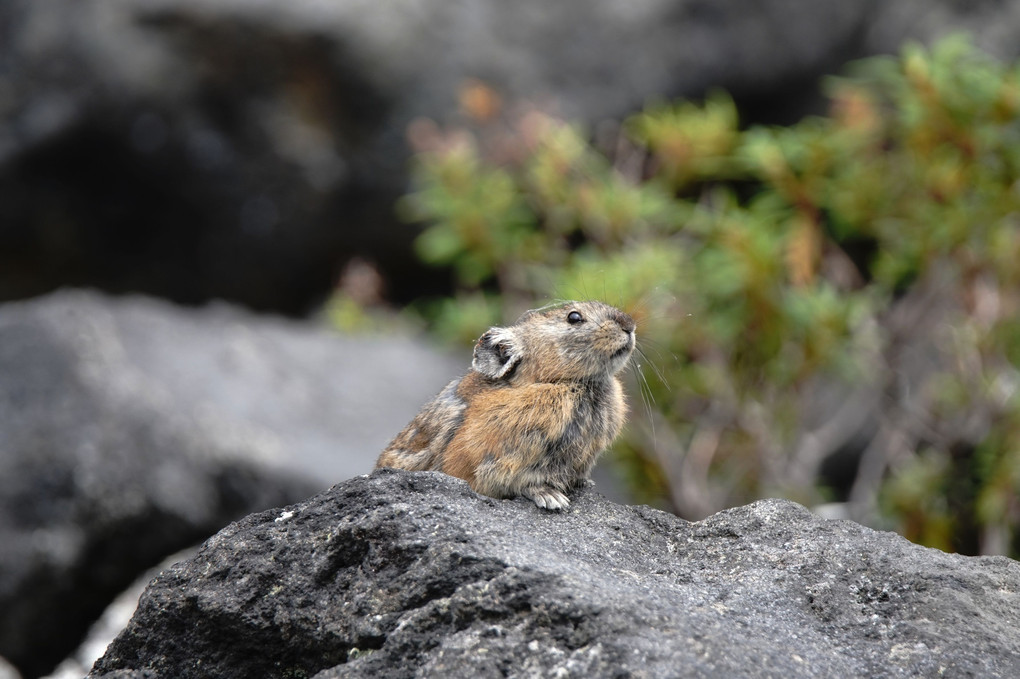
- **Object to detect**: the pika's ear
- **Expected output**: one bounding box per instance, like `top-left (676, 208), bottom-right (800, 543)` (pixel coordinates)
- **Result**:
top-left (472, 327), bottom-right (522, 379)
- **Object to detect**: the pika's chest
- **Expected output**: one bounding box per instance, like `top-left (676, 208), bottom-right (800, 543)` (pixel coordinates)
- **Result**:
top-left (548, 379), bottom-right (624, 452)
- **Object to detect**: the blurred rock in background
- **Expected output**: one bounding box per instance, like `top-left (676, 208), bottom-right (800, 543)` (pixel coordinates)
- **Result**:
top-left (0, 290), bottom-right (460, 678)
top-left (4, 0), bottom-right (1020, 312)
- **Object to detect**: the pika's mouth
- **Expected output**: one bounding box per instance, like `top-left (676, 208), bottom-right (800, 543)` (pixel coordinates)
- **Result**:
top-left (611, 333), bottom-right (635, 360)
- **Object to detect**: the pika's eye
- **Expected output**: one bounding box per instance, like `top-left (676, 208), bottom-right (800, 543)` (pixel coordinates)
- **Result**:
top-left (567, 311), bottom-right (584, 324)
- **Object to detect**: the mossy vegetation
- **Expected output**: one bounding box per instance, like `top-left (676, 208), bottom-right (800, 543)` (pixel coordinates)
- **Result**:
top-left (378, 38), bottom-right (1020, 557)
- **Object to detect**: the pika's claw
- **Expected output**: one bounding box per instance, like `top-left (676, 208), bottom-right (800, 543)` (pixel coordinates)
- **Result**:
top-left (525, 487), bottom-right (570, 511)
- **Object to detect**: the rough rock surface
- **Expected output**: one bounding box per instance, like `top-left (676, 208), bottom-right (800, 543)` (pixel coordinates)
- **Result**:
top-left (0, 290), bottom-right (459, 678)
top-left (45, 549), bottom-right (197, 679)
top-left (91, 469), bottom-right (1020, 679)
top-left (5, 0), bottom-right (1020, 310)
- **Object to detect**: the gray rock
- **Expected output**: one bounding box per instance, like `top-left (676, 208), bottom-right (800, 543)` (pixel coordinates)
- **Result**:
top-left (91, 469), bottom-right (1020, 679)
top-left (44, 549), bottom-right (197, 679)
top-left (0, 289), bottom-right (459, 677)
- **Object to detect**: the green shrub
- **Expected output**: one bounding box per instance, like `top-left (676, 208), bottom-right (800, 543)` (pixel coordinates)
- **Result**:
top-left (390, 37), bottom-right (1020, 557)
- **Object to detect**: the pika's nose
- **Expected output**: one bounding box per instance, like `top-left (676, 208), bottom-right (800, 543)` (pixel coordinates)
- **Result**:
top-left (612, 310), bottom-right (636, 334)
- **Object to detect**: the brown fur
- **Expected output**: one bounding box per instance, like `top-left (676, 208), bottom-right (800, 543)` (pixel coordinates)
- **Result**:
top-left (376, 300), bottom-right (635, 510)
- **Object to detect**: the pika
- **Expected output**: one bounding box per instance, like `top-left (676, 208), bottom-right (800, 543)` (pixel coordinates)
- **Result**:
top-left (376, 300), bottom-right (636, 510)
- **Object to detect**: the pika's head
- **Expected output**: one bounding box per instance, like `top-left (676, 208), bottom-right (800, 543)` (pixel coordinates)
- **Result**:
top-left (472, 301), bottom-right (636, 383)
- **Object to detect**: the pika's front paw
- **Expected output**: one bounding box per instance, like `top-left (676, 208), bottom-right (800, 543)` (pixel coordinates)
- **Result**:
top-left (524, 486), bottom-right (570, 511)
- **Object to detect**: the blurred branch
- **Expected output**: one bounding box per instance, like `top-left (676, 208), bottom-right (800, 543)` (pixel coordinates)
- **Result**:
top-left (645, 408), bottom-right (723, 520)
top-left (788, 387), bottom-right (877, 489)
top-left (848, 269), bottom-right (955, 522)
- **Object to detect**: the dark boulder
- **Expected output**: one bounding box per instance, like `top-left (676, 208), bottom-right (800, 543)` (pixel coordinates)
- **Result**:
top-left (91, 469), bottom-right (1020, 678)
